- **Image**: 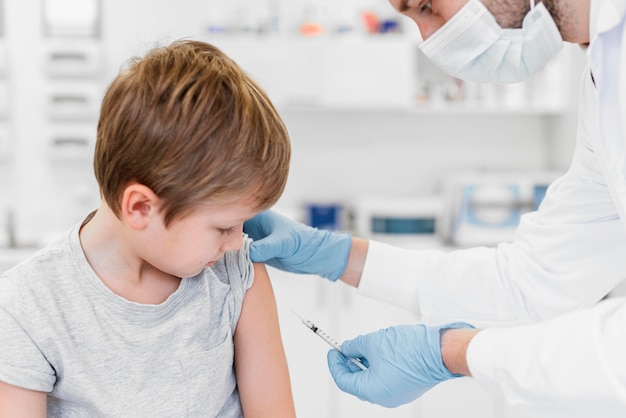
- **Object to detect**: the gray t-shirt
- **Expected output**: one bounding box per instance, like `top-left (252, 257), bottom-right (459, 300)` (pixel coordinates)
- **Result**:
top-left (0, 222), bottom-right (254, 417)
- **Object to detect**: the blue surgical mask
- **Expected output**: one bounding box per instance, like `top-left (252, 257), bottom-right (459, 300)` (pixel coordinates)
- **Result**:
top-left (419, 0), bottom-right (563, 84)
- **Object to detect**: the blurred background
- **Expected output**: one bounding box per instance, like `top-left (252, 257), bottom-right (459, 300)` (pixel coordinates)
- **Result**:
top-left (0, 0), bottom-right (590, 417)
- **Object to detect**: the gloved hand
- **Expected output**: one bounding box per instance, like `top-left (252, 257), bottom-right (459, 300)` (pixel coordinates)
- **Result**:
top-left (243, 210), bottom-right (352, 281)
top-left (327, 322), bottom-right (475, 408)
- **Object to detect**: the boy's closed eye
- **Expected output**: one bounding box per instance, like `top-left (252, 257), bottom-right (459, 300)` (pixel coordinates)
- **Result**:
top-left (218, 226), bottom-right (236, 236)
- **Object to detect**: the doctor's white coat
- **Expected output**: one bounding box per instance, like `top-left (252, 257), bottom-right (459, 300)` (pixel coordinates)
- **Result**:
top-left (358, 1), bottom-right (626, 416)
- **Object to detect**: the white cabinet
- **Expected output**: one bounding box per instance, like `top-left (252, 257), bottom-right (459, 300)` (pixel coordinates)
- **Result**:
top-left (205, 36), bottom-right (579, 115)
top-left (0, 40), bottom-right (8, 77)
top-left (0, 122), bottom-right (9, 160)
top-left (208, 37), bottom-right (417, 110)
top-left (0, 79), bottom-right (9, 119)
top-left (43, 40), bottom-right (103, 78)
top-left (0, 38), bottom-right (9, 161)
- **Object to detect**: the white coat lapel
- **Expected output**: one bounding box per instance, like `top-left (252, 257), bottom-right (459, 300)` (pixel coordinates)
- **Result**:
top-left (621, 18), bottom-right (626, 157)
top-left (590, 5), bottom-right (626, 225)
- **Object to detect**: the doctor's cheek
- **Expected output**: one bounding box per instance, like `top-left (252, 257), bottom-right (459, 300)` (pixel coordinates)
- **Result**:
top-left (401, 0), bottom-right (469, 40)
top-left (411, 9), bottom-right (447, 40)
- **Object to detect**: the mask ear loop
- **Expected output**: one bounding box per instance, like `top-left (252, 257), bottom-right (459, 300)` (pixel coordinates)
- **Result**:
top-left (530, 0), bottom-right (536, 9)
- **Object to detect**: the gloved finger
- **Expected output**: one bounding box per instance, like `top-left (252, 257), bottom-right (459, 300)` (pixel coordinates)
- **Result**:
top-left (243, 223), bottom-right (263, 242)
top-left (327, 348), bottom-right (348, 370)
top-left (248, 230), bottom-right (295, 262)
top-left (326, 349), bottom-right (362, 373)
top-left (344, 356), bottom-right (366, 373)
top-left (243, 213), bottom-right (268, 240)
top-left (355, 356), bottom-right (370, 369)
top-left (248, 239), bottom-right (276, 263)
top-left (327, 350), bottom-right (365, 395)
top-left (339, 336), bottom-right (368, 360)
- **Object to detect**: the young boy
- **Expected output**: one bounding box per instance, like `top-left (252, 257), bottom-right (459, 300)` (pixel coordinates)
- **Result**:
top-left (0, 40), bottom-right (295, 417)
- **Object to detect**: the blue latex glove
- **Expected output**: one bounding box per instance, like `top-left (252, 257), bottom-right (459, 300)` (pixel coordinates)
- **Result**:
top-left (243, 210), bottom-right (352, 281)
top-left (327, 322), bottom-right (475, 408)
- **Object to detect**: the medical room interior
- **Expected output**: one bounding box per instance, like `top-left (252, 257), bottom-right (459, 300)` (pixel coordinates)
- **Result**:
top-left (0, 0), bottom-right (613, 417)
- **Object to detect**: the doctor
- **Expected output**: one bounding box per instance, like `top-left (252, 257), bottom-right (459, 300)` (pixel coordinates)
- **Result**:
top-left (245, 0), bottom-right (626, 416)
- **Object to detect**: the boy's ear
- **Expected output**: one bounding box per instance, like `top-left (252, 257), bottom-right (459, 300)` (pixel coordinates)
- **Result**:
top-left (120, 183), bottom-right (161, 230)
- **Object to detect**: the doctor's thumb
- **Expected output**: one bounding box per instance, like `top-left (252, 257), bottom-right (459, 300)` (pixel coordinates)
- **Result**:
top-left (327, 350), bottom-right (362, 391)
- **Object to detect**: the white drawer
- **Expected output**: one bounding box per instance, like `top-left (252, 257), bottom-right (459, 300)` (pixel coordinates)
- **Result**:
top-left (43, 40), bottom-right (103, 78)
top-left (45, 81), bottom-right (101, 121)
top-left (0, 42), bottom-right (8, 77)
top-left (0, 81), bottom-right (9, 119)
top-left (47, 122), bottom-right (96, 160)
top-left (0, 123), bottom-right (11, 159)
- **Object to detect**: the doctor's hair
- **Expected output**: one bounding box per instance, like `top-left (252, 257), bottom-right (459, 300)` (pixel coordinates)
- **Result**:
top-left (540, 0), bottom-right (563, 35)
top-left (488, 0), bottom-right (564, 36)
top-left (94, 39), bottom-right (291, 226)
top-left (486, 0), bottom-right (531, 29)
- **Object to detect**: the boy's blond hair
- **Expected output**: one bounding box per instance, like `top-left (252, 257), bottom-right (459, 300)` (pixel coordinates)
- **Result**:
top-left (94, 40), bottom-right (290, 226)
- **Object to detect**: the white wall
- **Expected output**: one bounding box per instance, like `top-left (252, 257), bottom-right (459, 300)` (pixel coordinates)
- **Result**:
top-left (280, 110), bottom-right (552, 206)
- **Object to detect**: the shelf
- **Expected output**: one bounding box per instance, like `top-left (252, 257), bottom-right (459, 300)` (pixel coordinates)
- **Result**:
top-left (407, 104), bottom-right (569, 116)
top-left (206, 34), bottom-right (418, 47)
top-left (277, 103), bottom-right (570, 116)
top-left (42, 39), bottom-right (104, 79)
top-left (200, 35), bottom-right (573, 114)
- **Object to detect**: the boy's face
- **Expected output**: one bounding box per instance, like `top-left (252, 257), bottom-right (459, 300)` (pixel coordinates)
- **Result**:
top-left (143, 198), bottom-right (258, 279)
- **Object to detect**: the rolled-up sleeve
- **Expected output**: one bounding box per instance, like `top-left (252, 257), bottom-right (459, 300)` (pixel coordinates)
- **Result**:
top-left (0, 305), bottom-right (56, 392)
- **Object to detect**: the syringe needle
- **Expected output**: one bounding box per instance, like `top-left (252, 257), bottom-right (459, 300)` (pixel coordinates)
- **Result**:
top-left (290, 309), bottom-right (304, 323)
top-left (291, 310), bottom-right (368, 371)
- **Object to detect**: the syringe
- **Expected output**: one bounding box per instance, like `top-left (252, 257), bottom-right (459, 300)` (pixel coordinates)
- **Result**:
top-left (291, 310), bottom-right (368, 371)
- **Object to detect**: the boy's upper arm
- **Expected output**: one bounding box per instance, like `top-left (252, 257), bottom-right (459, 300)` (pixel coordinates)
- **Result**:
top-left (0, 380), bottom-right (47, 418)
top-left (234, 263), bottom-right (296, 418)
